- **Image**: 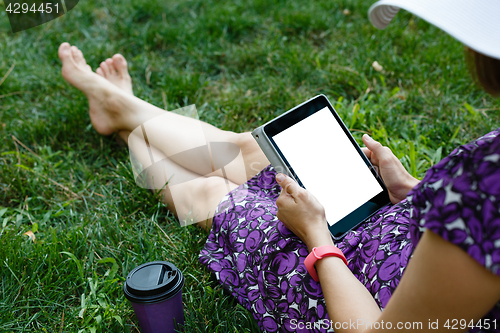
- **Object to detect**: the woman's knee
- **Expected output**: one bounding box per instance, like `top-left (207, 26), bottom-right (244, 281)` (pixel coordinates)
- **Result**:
top-left (192, 176), bottom-right (235, 229)
top-left (234, 132), bottom-right (257, 153)
top-left (170, 176), bottom-right (232, 223)
top-left (234, 132), bottom-right (269, 176)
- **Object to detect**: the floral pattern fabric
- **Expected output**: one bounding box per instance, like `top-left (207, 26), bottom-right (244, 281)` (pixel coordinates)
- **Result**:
top-left (199, 127), bottom-right (500, 332)
top-left (199, 167), bottom-right (414, 332)
top-left (408, 127), bottom-right (500, 331)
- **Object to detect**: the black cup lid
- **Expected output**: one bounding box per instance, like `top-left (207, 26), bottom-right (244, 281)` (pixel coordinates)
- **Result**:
top-left (123, 261), bottom-right (184, 304)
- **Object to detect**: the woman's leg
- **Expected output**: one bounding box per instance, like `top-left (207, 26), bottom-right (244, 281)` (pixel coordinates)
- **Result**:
top-left (59, 43), bottom-right (247, 228)
top-left (120, 130), bottom-right (238, 230)
top-left (58, 43), bottom-right (269, 186)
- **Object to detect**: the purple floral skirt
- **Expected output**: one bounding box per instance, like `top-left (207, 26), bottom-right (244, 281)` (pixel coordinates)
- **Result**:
top-left (199, 165), bottom-right (414, 332)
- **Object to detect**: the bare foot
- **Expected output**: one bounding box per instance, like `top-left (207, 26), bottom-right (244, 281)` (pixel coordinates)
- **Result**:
top-left (58, 42), bottom-right (130, 136)
top-left (96, 54), bottom-right (133, 95)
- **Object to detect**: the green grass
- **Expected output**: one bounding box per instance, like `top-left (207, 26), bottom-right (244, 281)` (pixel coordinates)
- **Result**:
top-left (0, 0), bottom-right (499, 331)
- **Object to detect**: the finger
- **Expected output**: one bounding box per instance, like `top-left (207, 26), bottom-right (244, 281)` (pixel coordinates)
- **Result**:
top-left (276, 173), bottom-right (300, 198)
top-left (363, 134), bottom-right (391, 163)
top-left (361, 147), bottom-right (372, 159)
top-left (276, 188), bottom-right (294, 206)
top-left (362, 134), bottom-right (383, 151)
top-left (276, 186), bottom-right (296, 212)
top-left (279, 186), bottom-right (290, 197)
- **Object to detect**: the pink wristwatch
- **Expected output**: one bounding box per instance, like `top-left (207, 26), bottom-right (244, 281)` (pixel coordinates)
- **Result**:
top-left (304, 245), bottom-right (348, 282)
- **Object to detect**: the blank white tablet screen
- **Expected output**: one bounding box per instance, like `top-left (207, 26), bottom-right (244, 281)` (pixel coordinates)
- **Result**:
top-left (273, 107), bottom-right (383, 226)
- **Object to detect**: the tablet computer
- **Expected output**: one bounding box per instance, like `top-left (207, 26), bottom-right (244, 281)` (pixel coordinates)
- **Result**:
top-left (251, 94), bottom-right (391, 239)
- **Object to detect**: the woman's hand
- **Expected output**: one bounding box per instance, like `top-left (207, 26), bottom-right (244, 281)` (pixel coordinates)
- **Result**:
top-left (362, 134), bottom-right (420, 204)
top-left (275, 173), bottom-right (334, 251)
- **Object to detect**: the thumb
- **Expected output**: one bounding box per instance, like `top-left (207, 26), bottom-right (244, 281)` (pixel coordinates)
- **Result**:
top-left (363, 134), bottom-right (384, 154)
top-left (276, 173), bottom-right (300, 198)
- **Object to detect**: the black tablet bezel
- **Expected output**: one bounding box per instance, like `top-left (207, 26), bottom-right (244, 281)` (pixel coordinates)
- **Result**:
top-left (263, 94), bottom-right (391, 239)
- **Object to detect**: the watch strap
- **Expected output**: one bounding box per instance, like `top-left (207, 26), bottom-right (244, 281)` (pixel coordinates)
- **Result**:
top-left (304, 245), bottom-right (348, 282)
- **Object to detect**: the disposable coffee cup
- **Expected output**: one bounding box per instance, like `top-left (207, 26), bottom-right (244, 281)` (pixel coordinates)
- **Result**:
top-left (124, 261), bottom-right (185, 333)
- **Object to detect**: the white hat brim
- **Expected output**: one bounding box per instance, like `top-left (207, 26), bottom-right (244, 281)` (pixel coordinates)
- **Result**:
top-left (368, 0), bottom-right (500, 60)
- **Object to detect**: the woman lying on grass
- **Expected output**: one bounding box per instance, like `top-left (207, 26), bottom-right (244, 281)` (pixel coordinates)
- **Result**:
top-left (58, 0), bottom-right (500, 331)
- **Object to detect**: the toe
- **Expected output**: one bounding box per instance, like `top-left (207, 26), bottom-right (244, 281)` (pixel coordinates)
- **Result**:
top-left (96, 67), bottom-right (104, 76)
top-left (111, 54), bottom-right (129, 76)
top-left (100, 61), bottom-right (110, 77)
top-left (58, 42), bottom-right (72, 61)
top-left (105, 58), bottom-right (117, 75)
top-left (71, 46), bottom-right (87, 65)
top-left (87, 64), bottom-right (92, 71)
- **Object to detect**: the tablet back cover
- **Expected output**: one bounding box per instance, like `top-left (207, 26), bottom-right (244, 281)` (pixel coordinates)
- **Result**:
top-left (250, 95), bottom-right (324, 181)
top-left (251, 126), bottom-right (296, 180)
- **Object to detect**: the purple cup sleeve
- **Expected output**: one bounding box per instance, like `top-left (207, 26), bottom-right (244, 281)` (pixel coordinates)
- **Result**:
top-left (131, 291), bottom-right (184, 333)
